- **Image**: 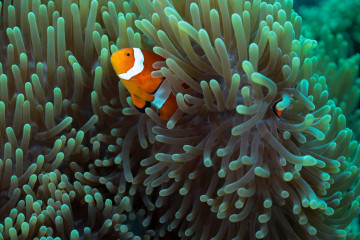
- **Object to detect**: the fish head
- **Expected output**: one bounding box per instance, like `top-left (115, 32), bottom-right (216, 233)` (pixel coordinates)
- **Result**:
top-left (110, 48), bottom-right (136, 76)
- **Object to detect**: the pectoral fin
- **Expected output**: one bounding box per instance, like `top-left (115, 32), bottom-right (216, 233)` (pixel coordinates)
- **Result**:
top-left (121, 79), bottom-right (154, 102)
top-left (131, 93), bottom-right (146, 109)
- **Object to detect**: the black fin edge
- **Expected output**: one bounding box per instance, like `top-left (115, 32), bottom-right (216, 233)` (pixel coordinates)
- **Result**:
top-left (135, 101), bottom-right (151, 113)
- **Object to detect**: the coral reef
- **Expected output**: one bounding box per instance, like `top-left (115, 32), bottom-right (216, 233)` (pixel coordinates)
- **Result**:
top-left (300, 0), bottom-right (360, 54)
top-left (311, 27), bottom-right (360, 139)
top-left (292, 0), bottom-right (324, 12)
top-left (0, 0), bottom-right (359, 240)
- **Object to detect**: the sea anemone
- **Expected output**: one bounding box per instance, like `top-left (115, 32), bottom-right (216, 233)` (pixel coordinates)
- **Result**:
top-left (0, 0), bottom-right (359, 239)
top-left (130, 0), bottom-right (360, 239)
top-left (0, 0), bottom-right (154, 239)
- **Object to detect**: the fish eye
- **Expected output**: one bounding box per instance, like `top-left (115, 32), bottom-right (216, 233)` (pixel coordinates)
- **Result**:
top-left (126, 52), bottom-right (130, 56)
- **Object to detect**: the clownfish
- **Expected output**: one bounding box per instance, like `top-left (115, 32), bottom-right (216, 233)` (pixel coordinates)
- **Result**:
top-left (273, 102), bottom-right (283, 117)
top-left (273, 84), bottom-right (297, 117)
top-left (111, 48), bottom-right (178, 120)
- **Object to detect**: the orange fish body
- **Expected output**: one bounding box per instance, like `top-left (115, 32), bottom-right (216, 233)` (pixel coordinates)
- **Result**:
top-left (111, 48), bottom-right (177, 120)
top-left (274, 105), bottom-right (283, 117)
top-left (273, 100), bottom-right (287, 117)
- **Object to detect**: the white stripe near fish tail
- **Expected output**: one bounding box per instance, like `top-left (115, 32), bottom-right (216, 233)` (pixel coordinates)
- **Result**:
top-left (118, 48), bottom-right (144, 80)
top-left (152, 79), bottom-right (172, 109)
